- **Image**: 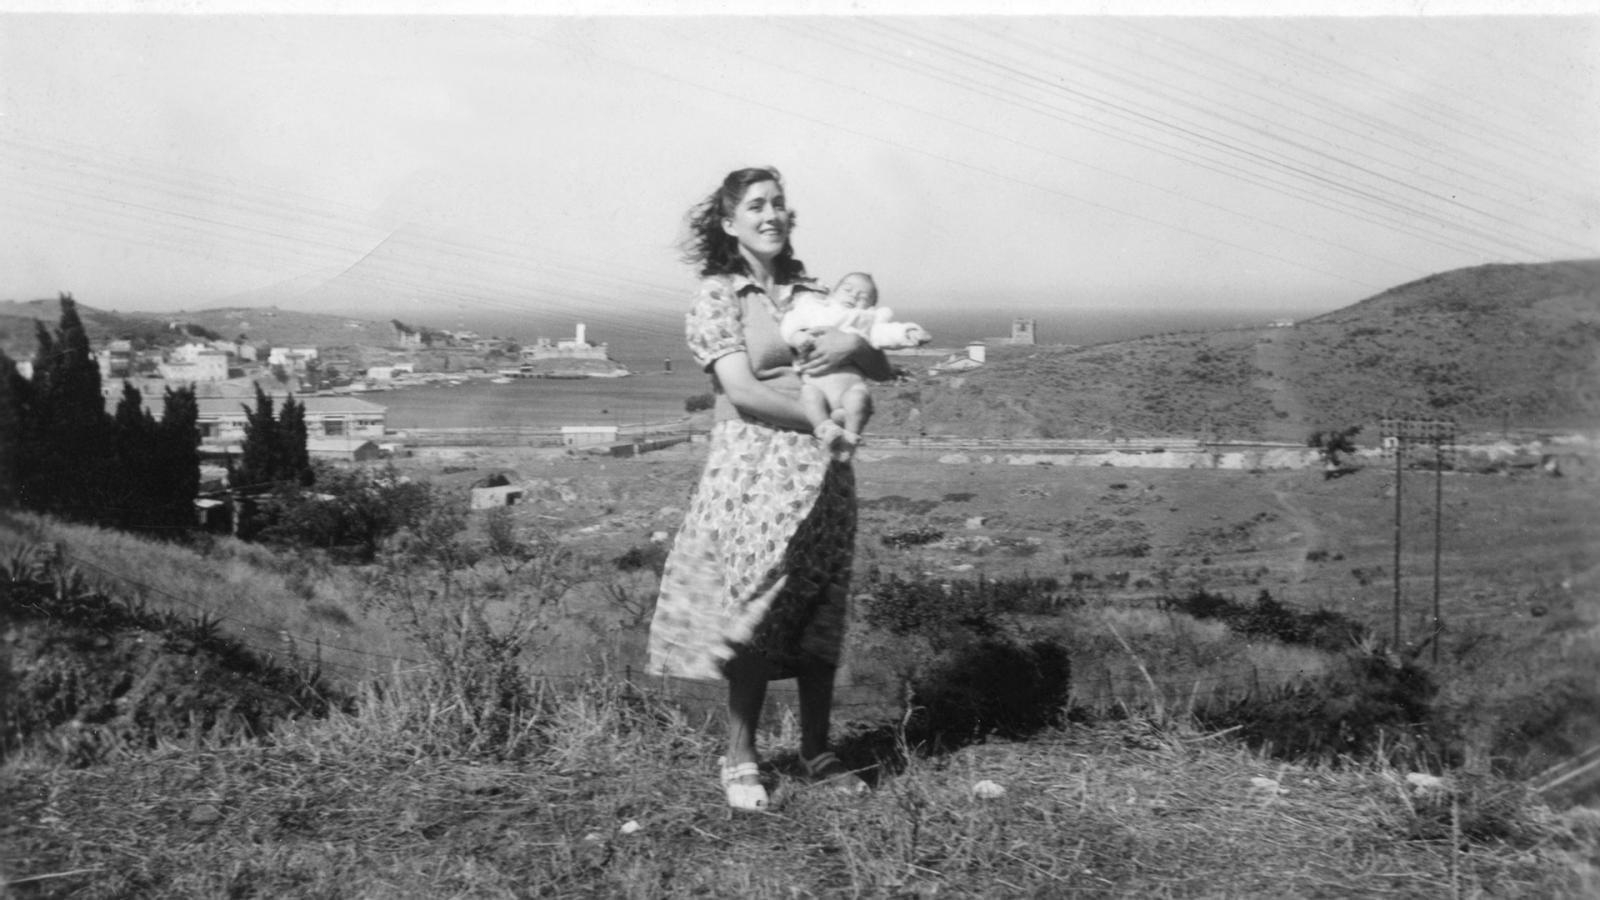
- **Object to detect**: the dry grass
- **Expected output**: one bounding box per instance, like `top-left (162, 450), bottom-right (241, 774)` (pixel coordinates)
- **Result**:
top-left (3, 672), bottom-right (1597, 900)
top-left (0, 510), bottom-right (412, 686)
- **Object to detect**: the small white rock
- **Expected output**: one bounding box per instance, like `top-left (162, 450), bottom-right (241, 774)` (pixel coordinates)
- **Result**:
top-left (583, 831), bottom-right (603, 842)
top-left (1406, 772), bottom-right (1450, 795)
top-left (972, 780), bottom-right (1007, 799)
top-left (619, 820), bottom-right (641, 835)
top-left (1249, 776), bottom-right (1287, 795)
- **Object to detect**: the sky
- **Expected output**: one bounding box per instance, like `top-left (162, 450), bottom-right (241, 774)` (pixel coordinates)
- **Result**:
top-left (1, 1), bottom-right (1597, 349)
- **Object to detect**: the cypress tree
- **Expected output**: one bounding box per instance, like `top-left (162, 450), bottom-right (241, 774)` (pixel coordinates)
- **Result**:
top-left (278, 393), bottom-right (313, 487)
top-left (109, 380), bottom-right (156, 528)
top-left (0, 350), bottom-right (21, 509)
top-left (24, 295), bottom-right (111, 520)
top-left (236, 384), bottom-right (279, 492)
top-left (156, 386), bottom-right (201, 530)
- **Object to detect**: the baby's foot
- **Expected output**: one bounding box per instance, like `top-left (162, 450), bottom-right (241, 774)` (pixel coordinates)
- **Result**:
top-left (832, 431), bottom-right (860, 462)
top-left (814, 421), bottom-right (846, 447)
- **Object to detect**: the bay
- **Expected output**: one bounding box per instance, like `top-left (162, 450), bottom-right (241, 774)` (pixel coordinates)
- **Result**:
top-left (374, 368), bottom-right (712, 431)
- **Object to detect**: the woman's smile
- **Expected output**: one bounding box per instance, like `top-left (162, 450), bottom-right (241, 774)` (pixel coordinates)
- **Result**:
top-left (722, 179), bottom-right (791, 262)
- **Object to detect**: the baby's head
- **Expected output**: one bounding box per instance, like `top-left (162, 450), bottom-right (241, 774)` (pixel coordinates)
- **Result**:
top-left (830, 272), bottom-right (878, 309)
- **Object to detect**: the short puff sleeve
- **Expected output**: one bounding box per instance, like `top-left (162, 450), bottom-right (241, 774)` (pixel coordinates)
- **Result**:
top-left (684, 278), bottom-right (745, 370)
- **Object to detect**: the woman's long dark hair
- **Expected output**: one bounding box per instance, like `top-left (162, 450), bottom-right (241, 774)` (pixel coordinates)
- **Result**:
top-left (681, 167), bottom-right (808, 282)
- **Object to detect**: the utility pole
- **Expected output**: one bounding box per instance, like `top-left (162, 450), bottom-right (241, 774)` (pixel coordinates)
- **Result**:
top-left (1379, 414), bottom-right (1457, 658)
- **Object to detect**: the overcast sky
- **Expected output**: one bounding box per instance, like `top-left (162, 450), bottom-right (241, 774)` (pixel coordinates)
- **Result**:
top-left (1, 2), bottom-right (1596, 345)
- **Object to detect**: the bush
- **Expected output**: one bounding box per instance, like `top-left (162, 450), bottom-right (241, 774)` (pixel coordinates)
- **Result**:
top-left (856, 570), bottom-right (1073, 745)
top-left (614, 542), bottom-right (668, 576)
top-left (1199, 648), bottom-right (1452, 767)
top-left (684, 392), bottom-right (714, 413)
top-left (881, 526), bottom-right (945, 549)
top-left (1164, 588), bottom-right (1366, 653)
top-left (253, 463), bottom-right (437, 562)
top-left (906, 639), bottom-right (1071, 744)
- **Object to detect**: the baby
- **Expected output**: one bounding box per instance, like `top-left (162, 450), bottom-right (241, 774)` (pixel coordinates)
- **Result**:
top-left (781, 272), bottom-right (931, 459)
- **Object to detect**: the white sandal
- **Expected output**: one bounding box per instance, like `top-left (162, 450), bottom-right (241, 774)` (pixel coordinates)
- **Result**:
top-left (719, 758), bottom-right (769, 811)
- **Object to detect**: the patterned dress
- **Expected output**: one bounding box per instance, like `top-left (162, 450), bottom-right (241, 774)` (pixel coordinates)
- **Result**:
top-left (646, 275), bottom-right (857, 682)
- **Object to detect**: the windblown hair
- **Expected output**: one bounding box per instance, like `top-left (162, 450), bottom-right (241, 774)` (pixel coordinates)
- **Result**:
top-left (681, 167), bottom-right (808, 282)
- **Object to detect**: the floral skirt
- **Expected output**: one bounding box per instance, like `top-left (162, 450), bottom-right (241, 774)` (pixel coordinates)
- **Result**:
top-left (646, 418), bottom-right (856, 682)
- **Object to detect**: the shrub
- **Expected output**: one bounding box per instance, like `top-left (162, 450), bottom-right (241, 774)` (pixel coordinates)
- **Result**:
top-left (614, 542), bottom-right (668, 576)
top-left (1164, 589), bottom-right (1366, 653)
top-left (881, 526), bottom-right (945, 549)
top-left (254, 463), bottom-right (436, 562)
top-left (906, 639), bottom-right (1071, 744)
top-left (684, 392), bottom-right (714, 413)
top-left (1199, 648), bottom-right (1451, 767)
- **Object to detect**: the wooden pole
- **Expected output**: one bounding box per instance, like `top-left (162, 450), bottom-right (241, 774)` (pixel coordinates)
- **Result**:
top-left (1433, 439), bottom-right (1444, 664)
top-left (1393, 437), bottom-right (1403, 649)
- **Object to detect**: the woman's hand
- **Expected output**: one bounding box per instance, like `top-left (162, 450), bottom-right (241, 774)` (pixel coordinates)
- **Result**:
top-left (795, 329), bottom-right (892, 380)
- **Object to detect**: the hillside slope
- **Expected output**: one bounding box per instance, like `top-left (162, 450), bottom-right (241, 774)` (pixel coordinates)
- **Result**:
top-left (888, 260), bottom-right (1600, 442)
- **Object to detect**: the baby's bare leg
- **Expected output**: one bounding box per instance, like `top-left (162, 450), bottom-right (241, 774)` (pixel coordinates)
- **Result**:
top-left (800, 381), bottom-right (832, 431)
top-left (840, 383), bottom-right (873, 443)
top-left (801, 380), bottom-right (846, 446)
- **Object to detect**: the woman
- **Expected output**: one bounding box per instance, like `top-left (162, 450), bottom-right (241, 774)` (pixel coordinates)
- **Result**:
top-left (646, 167), bottom-right (891, 810)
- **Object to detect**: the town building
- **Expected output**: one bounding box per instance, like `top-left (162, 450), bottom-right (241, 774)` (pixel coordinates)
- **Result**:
top-left (560, 424), bottom-right (619, 446)
top-left (96, 340), bottom-right (135, 380)
top-left (267, 347), bottom-right (319, 372)
top-left (194, 394), bottom-right (387, 446)
top-left (930, 342), bottom-right (987, 375)
top-left (392, 322), bottom-right (424, 348)
top-left (305, 438), bottom-right (385, 462)
top-left (159, 342), bottom-right (229, 383)
top-left (523, 323), bottom-right (609, 362)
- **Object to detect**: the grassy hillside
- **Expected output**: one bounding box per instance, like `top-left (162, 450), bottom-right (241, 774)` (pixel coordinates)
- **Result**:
top-left (5, 684), bottom-right (1596, 899)
top-left (881, 259), bottom-right (1600, 442)
top-left (3, 441), bottom-right (1597, 895)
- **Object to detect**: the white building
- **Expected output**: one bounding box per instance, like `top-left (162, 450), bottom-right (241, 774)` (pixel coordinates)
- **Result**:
top-left (560, 424), bottom-right (619, 446)
top-left (524, 323), bottom-right (609, 362)
top-left (194, 395), bottom-right (387, 445)
top-left (267, 347), bottom-right (320, 371)
top-left (159, 349), bottom-right (229, 383)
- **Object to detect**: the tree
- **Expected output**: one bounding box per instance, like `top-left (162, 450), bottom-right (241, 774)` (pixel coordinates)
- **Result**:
top-left (236, 384), bottom-right (280, 492)
top-left (1308, 426), bottom-right (1363, 478)
top-left (108, 381), bottom-right (157, 528)
top-left (277, 394), bottom-right (313, 487)
top-left (236, 385), bottom-right (312, 492)
top-left (153, 386), bottom-right (201, 530)
top-left (0, 350), bottom-right (21, 508)
top-left (20, 295), bottom-right (111, 518)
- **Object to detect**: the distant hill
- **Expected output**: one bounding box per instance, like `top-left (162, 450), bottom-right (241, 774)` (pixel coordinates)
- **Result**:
top-left (9, 261), bottom-right (1597, 440)
top-left (0, 300), bottom-right (398, 362)
top-left (886, 260), bottom-right (1600, 442)
top-left (0, 297), bottom-right (193, 360)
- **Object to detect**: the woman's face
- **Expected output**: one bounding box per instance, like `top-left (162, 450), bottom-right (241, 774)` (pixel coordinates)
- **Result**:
top-left (721, 179), bottom-right (790, 265)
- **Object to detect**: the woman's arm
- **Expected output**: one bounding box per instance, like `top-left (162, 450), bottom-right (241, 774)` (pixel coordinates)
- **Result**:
top-left (795, 329), bottom-right (894, 381)
top-left (713, 351), bottom-right (815, 432)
